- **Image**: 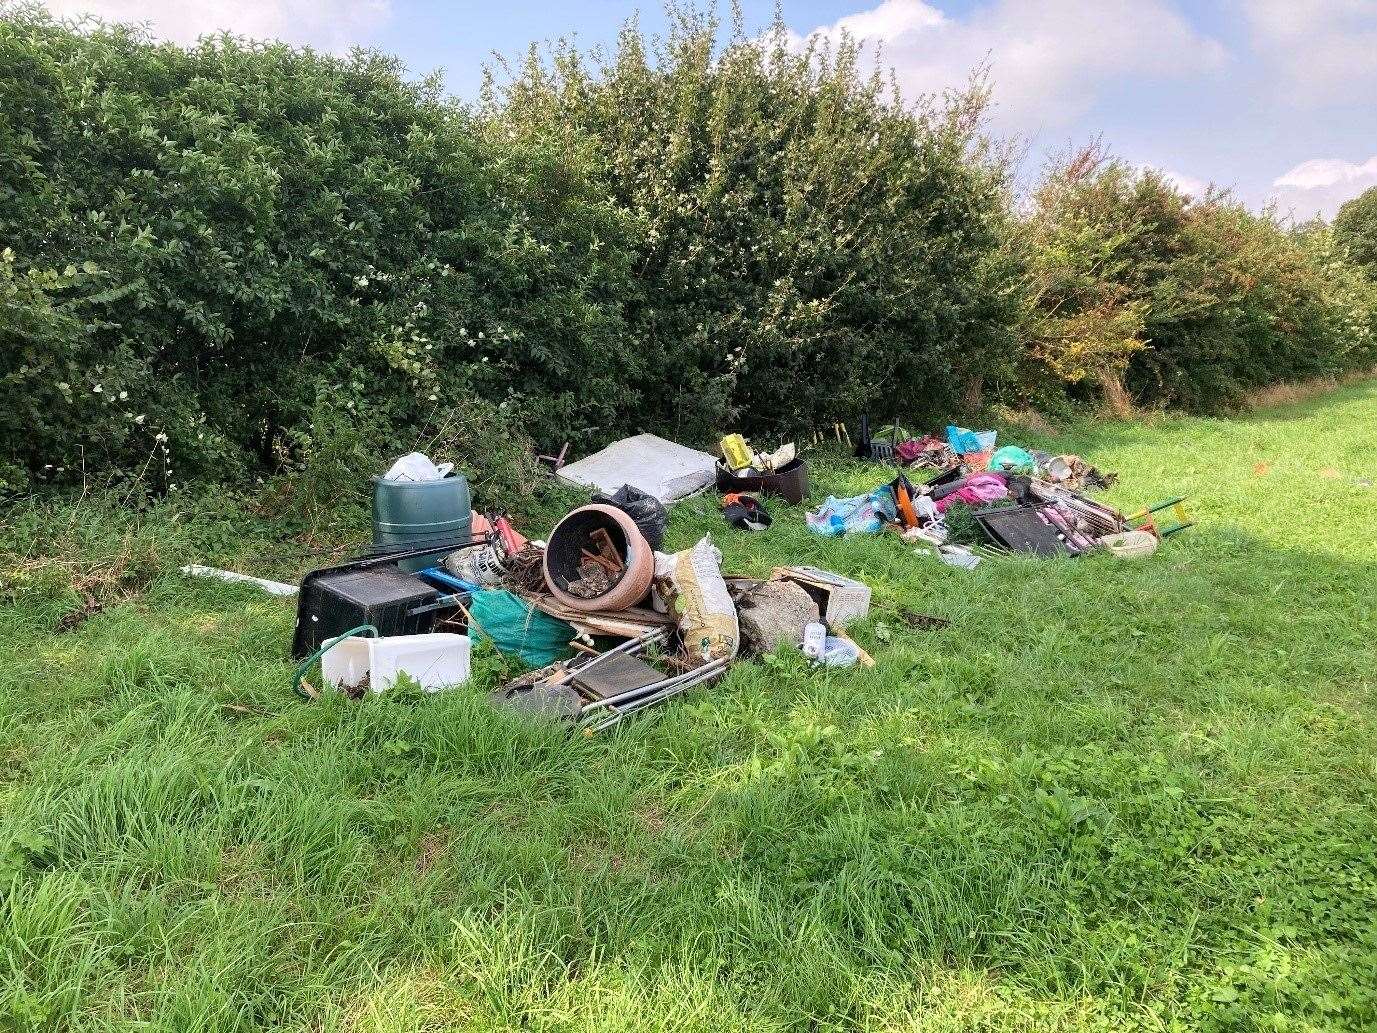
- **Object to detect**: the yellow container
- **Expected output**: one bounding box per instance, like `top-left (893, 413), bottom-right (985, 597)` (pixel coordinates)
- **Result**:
top-left (720, 434), bottom-right (755, 472)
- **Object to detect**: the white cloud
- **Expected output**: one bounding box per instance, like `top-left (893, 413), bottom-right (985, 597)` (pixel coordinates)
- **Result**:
top-left (796, 0), bottom-right (1227, 132)
top-left (1157, 168), bottom-right (1211, 199)
top-left (42, 0), bottom-right (390, 51)
top-left (1269, 156), bottom-right (1377, 219)
top-left (1239, 0), bottom-right (1377, 104)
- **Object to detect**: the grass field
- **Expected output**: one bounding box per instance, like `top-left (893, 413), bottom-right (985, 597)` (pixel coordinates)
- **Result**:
top-left (2, 384), bottom-right (1375, 1032)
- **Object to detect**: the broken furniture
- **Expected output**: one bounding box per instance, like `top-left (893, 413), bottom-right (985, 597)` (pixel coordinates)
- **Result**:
top-left (1128, 497), bottom-right (1194, 538)
top-left (493, 630), bottom-right (730, 732)
top-left (527, 596), bottom-right (674, 641)
top-left (972, 504), bottom-right (1095, 557)
top-left (973, 504), bottom-right (1071, 557)
top-left (854, 416), bottom-right (907, 463)
top-left (1026, 481), bottom-right (1126, 537)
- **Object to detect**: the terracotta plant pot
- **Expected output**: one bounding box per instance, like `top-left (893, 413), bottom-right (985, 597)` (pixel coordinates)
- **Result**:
top-left (543, 504), bottom-right (655, 612)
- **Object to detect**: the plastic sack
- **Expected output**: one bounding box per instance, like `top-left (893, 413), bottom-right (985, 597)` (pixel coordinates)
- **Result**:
top-left (467, 589), bottom-right (572, 668)
top-left (1099, 530), bottom-right (1159, 559)
top-left (593, 483), bottom-right (668, 551)
top-left (987, 446), bottom-right (1036, 475)
top-left (816, 635), bottom-right (860, 668)
top-left (653, 537), bottom-right (738, 664)
top-left (384, 452), bottom-right (454, 482)
top-left (946, 426), bottom-right (996, 456)
top-left (806, 487), bottom-right (896, 536)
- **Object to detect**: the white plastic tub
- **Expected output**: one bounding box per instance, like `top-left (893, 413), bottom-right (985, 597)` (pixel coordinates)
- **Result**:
top-left (321, 633), bottom-right (471, 693)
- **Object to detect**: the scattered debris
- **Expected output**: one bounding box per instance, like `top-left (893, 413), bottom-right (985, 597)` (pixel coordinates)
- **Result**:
top-left (653, 537), bottom-right (739, 665)
top-left (320, 632), bottom-right (471, 693)
top-left (715, 434), bottom-right (808, 503)
top-left (383, 451), bottom-right (454, 482)
top-left (544, 504), bottom-right (654, 612)
top-left (806, 489), bottom-right (894, 536)
top-left (593, 484), bottom-right (668, 551)
top-left (721, 493), bottom-right (773, 531)
top-left (896, 436), bottom-right (955, 469)
top-left (372, 454), bottom-right (474, 571)
top-left (773, 566), bottom-right (871, 627)
top-left (1100, 530), bottom-right (1160, 559)
top-left (828, 627), bottom-right (875, 668)
top-left (1034, 453), bottom-right (1118, 490)
top-left (468, 589), bottom-right (573, 668)
top-left (503, 544), bottom-right (549, 593)
top-left (279, 418), bottom-right (1181, 731)
top-left (527, 596), bottom-right (673, 640)
top-left (813, 633), bottom-right (860, 668)
top-left (493, 630), bottom-right (730, 732)
top-left (292, 557), bottom-right (443, 660)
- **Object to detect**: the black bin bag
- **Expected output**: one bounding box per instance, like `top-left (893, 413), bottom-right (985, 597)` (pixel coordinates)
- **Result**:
top-left (593, 484), bottom-right (668, 551)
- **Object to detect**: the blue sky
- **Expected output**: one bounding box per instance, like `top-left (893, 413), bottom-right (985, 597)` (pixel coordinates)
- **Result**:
top-left (43, 0), bottom-right (1377, 217)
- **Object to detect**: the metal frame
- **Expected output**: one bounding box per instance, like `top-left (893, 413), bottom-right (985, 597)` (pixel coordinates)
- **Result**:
top-left (578, 656), bottom-right (730, 732)
top-left (499, 629), bottom-right (730, 732)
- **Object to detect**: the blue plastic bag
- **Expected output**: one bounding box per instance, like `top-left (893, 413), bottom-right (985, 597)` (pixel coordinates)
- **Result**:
top-left (946, 425), bottom-right (996, 455)
top-left (806, 487), bottom-right (896, 536)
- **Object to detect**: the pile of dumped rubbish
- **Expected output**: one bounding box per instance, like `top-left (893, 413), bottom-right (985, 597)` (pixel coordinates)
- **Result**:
top-left (259, 435), bottom-right (871, 733)
top-left (187, 417), bottom-right (1189, 732)
top-left (814, 418), bottom-right (1191, 568)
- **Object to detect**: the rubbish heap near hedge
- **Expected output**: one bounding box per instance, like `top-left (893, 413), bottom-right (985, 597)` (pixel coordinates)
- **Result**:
top-left (263, 417), bottom-right (1191, 732)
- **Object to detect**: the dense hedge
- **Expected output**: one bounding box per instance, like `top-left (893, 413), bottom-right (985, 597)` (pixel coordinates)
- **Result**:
top-left (1335, 187), bottom-right (1377, 277)
top-left (0, 6), bottom-right (636, 491)
top-left (489, 11), bottom-right (1021, 438)
top-left (2, 6), bottom-right (1374, 492)
top-left (1020, 149), bottom-right (1377, 411)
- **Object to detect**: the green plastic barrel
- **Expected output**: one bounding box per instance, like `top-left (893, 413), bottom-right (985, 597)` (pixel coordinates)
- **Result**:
top-left (371, 474), bottom-right (472, 572)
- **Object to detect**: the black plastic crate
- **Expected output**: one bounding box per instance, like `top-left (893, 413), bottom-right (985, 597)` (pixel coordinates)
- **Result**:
top-left (291, 560), bottom-right (440, 659)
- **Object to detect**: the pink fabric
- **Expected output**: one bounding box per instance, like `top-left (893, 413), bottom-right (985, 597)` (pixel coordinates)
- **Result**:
top-left (935, 473), bottom-right (1008, 512)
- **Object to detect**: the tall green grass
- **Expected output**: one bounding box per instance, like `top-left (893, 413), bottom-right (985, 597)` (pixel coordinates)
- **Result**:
top-left (1, 384), bottom-right (1375, 1031)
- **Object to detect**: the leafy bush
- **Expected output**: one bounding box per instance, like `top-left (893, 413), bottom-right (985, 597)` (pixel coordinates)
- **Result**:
top-left (1335, 186), bottom-right (1377, 276)
top-left (487, 7), bottom-right (1021, 439)
top-left (1018, 147), bottom-right (1377, 411)
top-left (1017, 149), bottom-right (1150, 412)
top-left (2, 4), bottom-right (1374, 498)
top-left (0, 4), bottom-right (635, 492)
